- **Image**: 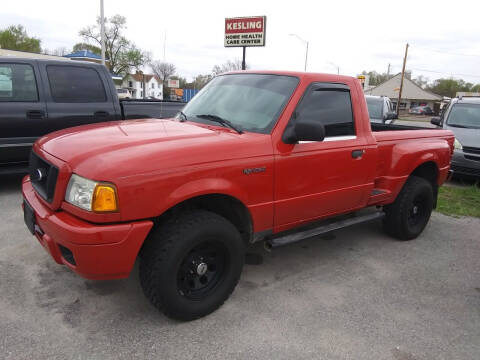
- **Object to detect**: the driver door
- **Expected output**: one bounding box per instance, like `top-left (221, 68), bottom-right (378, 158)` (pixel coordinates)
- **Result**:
top-left (274, 82), bottom-right (375, 230)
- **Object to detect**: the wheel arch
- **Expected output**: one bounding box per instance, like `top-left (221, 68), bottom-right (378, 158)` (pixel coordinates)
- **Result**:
top-left (149, 192), bottom-right (254, 245)
top-left (410, 161), bottom-right (439, 208)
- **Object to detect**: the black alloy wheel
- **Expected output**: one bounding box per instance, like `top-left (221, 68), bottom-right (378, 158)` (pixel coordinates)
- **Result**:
top-left (177, 241), bottom-right (228, 300)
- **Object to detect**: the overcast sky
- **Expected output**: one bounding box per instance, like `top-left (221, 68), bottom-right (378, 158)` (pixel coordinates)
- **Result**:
top-left (2, 0), bottom-right (480, 83)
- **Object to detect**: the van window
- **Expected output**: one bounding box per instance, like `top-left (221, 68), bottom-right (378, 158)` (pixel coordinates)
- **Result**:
top-left (47, 65), bottom-right (107, 103)
top-left (0, 63), bottom-right (38, 102)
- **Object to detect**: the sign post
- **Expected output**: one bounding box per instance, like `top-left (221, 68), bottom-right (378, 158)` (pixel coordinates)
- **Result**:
top-left (224, 16), bottom-right (266, 70)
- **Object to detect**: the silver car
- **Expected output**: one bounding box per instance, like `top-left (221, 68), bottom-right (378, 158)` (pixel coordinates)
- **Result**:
top-left (431, 97), bottom-right (480, 178)
top-left (365, 95), bottom-right (397, 124)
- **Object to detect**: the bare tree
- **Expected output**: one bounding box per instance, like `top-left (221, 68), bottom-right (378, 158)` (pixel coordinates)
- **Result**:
top-left (150, 60), bottom-right (176, 83)
top-left (79, 15), bottom-right (149, 75)
top-left (211, 59), bottom-right (248, 76)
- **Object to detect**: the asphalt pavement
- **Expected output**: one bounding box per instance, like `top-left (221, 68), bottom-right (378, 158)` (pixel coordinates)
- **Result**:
top-left (1, 175), bottom-right (479, 360)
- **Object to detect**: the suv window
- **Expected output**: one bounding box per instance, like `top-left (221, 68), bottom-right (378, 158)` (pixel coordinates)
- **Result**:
top-left (296, 86), bottom-right (355, 137)
top-left (47, 65), bottom-right (107, 103)
top-left (0, 63), bottom-right (38, 102)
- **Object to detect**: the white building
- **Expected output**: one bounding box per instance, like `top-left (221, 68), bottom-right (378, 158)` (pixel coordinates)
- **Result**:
top-left (122, 72), bottom-right (163, 99)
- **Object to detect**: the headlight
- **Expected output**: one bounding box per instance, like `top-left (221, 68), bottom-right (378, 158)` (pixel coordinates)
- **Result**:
top-left (65, 174), bottom-right (118, 212)
top-left (454, 138), bottom-right (463, 151)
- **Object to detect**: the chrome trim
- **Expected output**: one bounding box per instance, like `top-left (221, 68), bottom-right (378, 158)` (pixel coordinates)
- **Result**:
top-left (0, 142), bottom-right (34, 148)
top-left (299, 135), bottom-right (357, 144)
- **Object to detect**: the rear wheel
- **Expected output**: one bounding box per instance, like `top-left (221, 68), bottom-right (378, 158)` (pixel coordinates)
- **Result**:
top-left (383, 176), bottom-right (434, 240)
top-left (139, 210), bottom-right (245, 321)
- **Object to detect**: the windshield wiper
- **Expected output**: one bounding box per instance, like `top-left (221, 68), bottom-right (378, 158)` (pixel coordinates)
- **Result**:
top-left (195, 114), bottom-right (243, 134)
top-left (448, 124), bottom-right (467, 128)
top-left (178, 111), bottom-right (188, 122)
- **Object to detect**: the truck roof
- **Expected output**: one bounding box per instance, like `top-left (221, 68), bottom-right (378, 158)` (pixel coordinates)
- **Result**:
top-left (0, 57), bottom-right (105, 69)
top-left (223, 70), bottom-right (357, 83)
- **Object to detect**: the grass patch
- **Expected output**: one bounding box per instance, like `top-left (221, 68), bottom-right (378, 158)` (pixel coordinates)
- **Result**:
top-left (436, 185), bottom-right (480, 217)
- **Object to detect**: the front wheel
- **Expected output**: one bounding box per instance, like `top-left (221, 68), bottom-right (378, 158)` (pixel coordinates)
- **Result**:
top-left (383, 176), bottom-right (434, 240)
top-left (139, 210), bottom-right (245, 321)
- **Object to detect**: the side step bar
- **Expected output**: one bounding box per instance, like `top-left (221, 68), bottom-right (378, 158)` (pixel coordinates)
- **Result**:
top-left (265, 210), bottom-right (385, 250)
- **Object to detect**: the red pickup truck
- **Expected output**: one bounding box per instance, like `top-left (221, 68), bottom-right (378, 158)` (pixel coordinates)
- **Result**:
top-left (22, 71), bottom-right (454, 320)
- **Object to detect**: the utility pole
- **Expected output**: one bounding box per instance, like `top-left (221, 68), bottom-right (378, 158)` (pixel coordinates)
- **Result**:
top-left (387, 63), bottom-right (391, 77)
top-left (397, 43), bottom-right (409, 116)
top-left (100, 0), bottom-right (106, 66)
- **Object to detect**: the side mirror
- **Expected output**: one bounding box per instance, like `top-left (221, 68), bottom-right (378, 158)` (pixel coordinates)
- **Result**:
top-left (295, 120), bottom-right (325, 142)
top-left (431, 117), bottom-right (441, 126)
top-left (283, 118), bottom-right (325, 144)
top-left (386, 111), bottom-right (398, 120)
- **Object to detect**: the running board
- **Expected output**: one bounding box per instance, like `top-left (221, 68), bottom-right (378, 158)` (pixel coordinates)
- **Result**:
top-left (265, 211), bottom-right (385, 249)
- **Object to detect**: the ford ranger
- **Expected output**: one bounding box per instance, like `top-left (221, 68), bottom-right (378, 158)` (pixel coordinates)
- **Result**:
top-left (22, 71), bottom-right (454, 321)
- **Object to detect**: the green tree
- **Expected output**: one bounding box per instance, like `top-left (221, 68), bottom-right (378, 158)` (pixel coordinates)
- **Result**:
top-left (427, 78), bottom-right (475, 98)
top-left (412, 75), bottom-right (429, 89)
top-left (72, 42), bottom-right (101, 54)
top-left (79, 15), bottom-right (149, 75)
top-left (192, 74), bottom-right (213, 90)
top-left (360, 70), bottom-right (393, 86)
top-left (0, 25), bottom-right (41, 53)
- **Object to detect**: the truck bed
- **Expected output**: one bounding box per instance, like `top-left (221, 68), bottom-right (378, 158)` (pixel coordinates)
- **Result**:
top-left (370, 122), bottom-right (436, 132)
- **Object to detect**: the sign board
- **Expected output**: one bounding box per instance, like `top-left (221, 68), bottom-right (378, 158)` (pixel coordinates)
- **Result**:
top-left (168, 79), bottom-right (180, 88)
top-left (356, 74), bottom-right (370, 90)
top-left (224, 16), bottom-right (266, 47)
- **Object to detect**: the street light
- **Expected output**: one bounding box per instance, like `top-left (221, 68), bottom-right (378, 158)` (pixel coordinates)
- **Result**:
top-left (327, 61), bottom-right (340, 75)
top-left (289, 33), bottom-right (309, 72)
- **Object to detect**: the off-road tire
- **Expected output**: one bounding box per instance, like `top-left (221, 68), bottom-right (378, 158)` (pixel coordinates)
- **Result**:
top-left (139, 210), bottom-right (245, 321)
top-left (383, 176), bottom-right (434, 240)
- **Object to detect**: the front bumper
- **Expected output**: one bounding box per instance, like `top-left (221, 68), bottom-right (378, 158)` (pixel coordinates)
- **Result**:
top-left (450, 150), bottom-right (480, 178)
top-left (22, 177), bottom-right (153, 280)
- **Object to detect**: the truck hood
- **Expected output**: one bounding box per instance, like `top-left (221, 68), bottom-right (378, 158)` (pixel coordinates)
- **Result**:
top-left (445, 125), bottom-right (480, 148)
top-left (37, 118), bottom-right (271, 179)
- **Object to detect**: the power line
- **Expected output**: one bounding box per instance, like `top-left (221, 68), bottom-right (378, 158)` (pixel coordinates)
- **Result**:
top-left (408, 67), bottom-right (480, 79)
top-left (411, 44), bottom-right (480, 58)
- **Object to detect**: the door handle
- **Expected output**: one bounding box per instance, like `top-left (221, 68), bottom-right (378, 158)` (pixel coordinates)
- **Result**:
top-left (26, 110), bottom-right (45, 119)
top-left (94, 111), bottom-right (109, 119)
top-left (352, 149), bottom-right (364, 158)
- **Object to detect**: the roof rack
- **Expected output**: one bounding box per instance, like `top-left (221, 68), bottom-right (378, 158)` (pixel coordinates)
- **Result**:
top-left (459, 95), bottom-right (480, 100)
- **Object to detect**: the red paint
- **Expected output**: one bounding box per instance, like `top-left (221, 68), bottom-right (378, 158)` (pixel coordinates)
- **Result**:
top-left (225, 17), bottom-right (265, 34)
top-left (23, 71), bottom-right (454, 280)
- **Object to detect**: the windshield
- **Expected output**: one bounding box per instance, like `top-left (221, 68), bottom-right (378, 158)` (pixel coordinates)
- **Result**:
top-left (366, 98), bottom-right (383, 119)
top-left (446, 103), bottom-right (480, 129)
top-left (181, 74), bottom-right (299, 133)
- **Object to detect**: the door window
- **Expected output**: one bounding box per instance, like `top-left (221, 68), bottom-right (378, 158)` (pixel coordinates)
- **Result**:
top-left (46, 65), bottom-right (107, 103)
top-left (0, 63), bottom-right (38, 102)
top-left (296, 85), bottom-right (355, 138)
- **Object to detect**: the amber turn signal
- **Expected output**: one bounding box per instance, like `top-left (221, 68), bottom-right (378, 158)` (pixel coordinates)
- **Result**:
top-left (92, 184), bottom-right (118, 212)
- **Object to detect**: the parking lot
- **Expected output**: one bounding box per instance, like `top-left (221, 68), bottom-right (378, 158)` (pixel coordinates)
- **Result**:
top-left (1, 175), bottom-right (479, 360)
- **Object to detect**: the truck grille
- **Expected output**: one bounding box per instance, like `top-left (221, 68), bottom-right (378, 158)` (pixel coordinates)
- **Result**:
top-left (463, 146), bottom-right (480, 155)
top-left (29, 151), bottom-right (59, 202)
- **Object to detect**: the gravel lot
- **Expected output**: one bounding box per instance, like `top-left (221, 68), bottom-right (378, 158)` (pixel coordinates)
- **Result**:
top-left (1, 175), bottom-right (479, 360)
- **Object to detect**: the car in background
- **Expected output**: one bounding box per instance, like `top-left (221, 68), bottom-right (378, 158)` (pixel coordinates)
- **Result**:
top-left (409, 105), bottom-right (434, 115)
top-left (117, 88), bottom-right (132, 99)
top-left (431, 96), bottom-right (480, 178)
top-left (365, 95), bottom-right (397, 124)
